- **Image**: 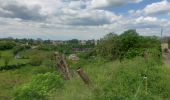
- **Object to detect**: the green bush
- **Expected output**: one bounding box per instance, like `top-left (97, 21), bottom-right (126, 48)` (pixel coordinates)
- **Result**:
top-left (14, 72), bottom-right (64, 100)
top-left (0, 41), bottom-right (16, 50)
top-left (0, 52), bottom-right (1, 59)
top-left (38, 44), bottom-right (57, 51)
top-left (95, 30), bottom-right (161, 61)
top-left (13, 45), bottom-right (31, 55)
top-left (4, 56), bottom-right (12, 67)
top-left (29, 53), bottom-right (46, 66)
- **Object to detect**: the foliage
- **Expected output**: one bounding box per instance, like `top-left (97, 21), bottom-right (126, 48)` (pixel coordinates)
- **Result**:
top-left (0, 41), bottom-right (16, 50)
top-left (4, 56), bottom-right (11, 67)
top-left (29, 53), bottom-right (46, 66)
top-left (14, 72), bottom-right (64, 100)
top-left (93, 56), bottom-right (170, 100)
top-left (13, 45), bottom-right (31, 55)
top-left (0, 52), bottom-right (1, 59)
top-left (38, 44), bottom-right (57, 51)
top-left (56, 44), bottom-right (94, 55)
top-left (95, 29), bottom-right (161, 61)
top-left (43, 59), bottom-right (56, 69)
top-left (67, 39), bottom-right (79, 44)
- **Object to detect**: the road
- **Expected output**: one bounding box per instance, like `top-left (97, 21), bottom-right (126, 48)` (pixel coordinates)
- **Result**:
top-left (164, 53), bottom-right (170, 67)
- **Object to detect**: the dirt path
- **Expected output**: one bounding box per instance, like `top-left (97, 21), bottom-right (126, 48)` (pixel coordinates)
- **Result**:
top-left (163, 53), bottom-right (170, 67)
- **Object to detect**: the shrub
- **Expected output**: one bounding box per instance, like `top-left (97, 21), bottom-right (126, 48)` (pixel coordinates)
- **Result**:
top-left (123, 48), bottom-right (144, 59)
top-left (13, 45), bottom-right (31, 55)
top-left (4, 56), bottom-right (11, 67)
top-left (13, 72), bottom-right (64, 100)
top-left (38, 44), bottom-right (57, 51)
top-left (95, 30), bottom-right (161, 61)
top-left (0, 52), bottom-right (1, 59)
top-left (29, 53), bottom-right (46, 66)
top-left (0, 41), bottom-right (16, 50)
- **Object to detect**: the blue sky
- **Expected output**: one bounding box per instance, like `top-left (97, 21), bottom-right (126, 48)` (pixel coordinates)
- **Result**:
top-left (110, 0), bottom-right (158, 14)
top-left (0, 0), bottom-right (170, 40)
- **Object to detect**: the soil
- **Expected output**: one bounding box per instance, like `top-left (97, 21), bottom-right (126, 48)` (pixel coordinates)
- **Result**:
top-left (164, 53), bottom-right (170, 67)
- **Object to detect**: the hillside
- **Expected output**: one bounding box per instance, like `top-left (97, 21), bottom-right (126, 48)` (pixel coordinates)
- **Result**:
top-left (0, 30), bottom-right (170, 100)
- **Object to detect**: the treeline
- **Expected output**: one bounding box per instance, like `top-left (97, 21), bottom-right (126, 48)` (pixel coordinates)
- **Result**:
top-left (0, 41), bottom-right (16, 50)
top-left (94, 29), bottom-right (161, 60)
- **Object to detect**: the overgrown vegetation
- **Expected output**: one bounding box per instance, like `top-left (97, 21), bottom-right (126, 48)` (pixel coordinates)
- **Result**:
top-left (0, 41), bottom-right (16, 50)
top-left (95, 30), bottom-right (161, 60)
top-left (0, 30), bottom-right (170, 100)
top-left (13, 45), bottom-right (31, 55)
top-left (14, 72), bottom-right (64, 100)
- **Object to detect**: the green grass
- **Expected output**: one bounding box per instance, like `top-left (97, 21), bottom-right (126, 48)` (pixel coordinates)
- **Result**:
top-left (0, 50), bottom-right (29, 66)
top-left (0, 49), bottom-right (56, 99)
top-left (51, 57), bottom-right (170, 100)
top-left (0, 65), bottom-right (52, 99)
top-left (0, 49), bottom-right (170, 100)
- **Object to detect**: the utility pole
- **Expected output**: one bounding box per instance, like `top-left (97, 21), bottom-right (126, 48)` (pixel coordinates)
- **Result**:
top-left (161, 28), bottom-right (163, 43)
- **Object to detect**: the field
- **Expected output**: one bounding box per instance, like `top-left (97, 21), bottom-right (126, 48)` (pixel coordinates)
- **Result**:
top-left (0, 50), bottom-right (29, 66)
top-left (0, 49), bottom-right (54, 99)
top-left (1, 49), bottom-right (170, 99)
top-left (0, 30), bottom-right (170, 100)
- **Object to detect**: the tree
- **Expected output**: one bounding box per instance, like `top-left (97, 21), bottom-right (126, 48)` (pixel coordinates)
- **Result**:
top-left (95, 29), bottom-right (161, 61)
top-left (4, 56), bottom-right (11, 67)
top-left (0, 41), bottom-right (16, 50)
top-left (29, 52), bottom-right (46, 66)
top-left (68, 39), bottom-right (79, 44)
top-left (96, 33), bottom-right (119, 60)
top-left (0, 52), bottom-right (1, 59)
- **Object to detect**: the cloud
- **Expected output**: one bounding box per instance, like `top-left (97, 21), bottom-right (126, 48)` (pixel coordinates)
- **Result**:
top-left (130, 0), bottom-right (170, 16)
top-left (0, 0), bottom-right (170, 40)
top-left (143, 0), bottom-right (170, 16)
top-left (89, 0), bottom-right (143, 9)
top-left (0, 0), bottom-right (47, 21)
top-left (52, 9), bottom-right (121, 26)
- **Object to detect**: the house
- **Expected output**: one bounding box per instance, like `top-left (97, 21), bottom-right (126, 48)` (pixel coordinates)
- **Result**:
top-left (68, 54), bottom-right (79, 61)
top-left (94, 40), bottom-right (98, 45)
top-left (80, 40), bottom-right (86, 45)
top-left (51, 40), bottom-right (64, 45)
top-left (161, 43), bottom-right (170, 52)
top-left (31, 46), bottom-right (38, 49)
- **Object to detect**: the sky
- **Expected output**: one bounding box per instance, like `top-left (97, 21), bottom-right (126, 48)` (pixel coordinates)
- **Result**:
top-left (0, 0), bottom-right (170, 40)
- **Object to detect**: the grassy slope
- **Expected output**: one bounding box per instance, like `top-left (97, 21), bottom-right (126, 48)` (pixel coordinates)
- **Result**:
top-left (0, 49), bottom-right (54, 99)
top-left (52, 57), bottom-right (170, 100)
top-left (0, 65), bottom-right (51, 99)
top-left (0, 49), bottom-right (170, 100)
top-left (0, 50), bottom-right (29, 66)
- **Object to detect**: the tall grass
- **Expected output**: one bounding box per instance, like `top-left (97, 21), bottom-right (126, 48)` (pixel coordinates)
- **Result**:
top-left (52, 56), bottom-right (170, 100)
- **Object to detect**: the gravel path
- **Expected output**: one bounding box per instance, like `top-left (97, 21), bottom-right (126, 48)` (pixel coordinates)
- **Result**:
top-left (164, 53), bottom-right (170, 67)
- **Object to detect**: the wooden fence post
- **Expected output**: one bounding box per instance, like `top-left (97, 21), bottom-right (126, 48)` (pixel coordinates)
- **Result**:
top-left (55, 52), bottom-right (72, 80)
top-left (77, 67), bottom-right (91, 86)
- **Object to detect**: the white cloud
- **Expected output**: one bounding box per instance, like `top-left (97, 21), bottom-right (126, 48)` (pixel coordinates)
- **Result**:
top-left (89, 0), bottom-right (143, 9)
top-left (0, 0), bottom-right (170, 40)
top-left (129, 0), bottom-right (170, 17)
top-left (143, 0), bottom-right (170, 16)
top-left (135, 16), bottom-right (157, 23)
